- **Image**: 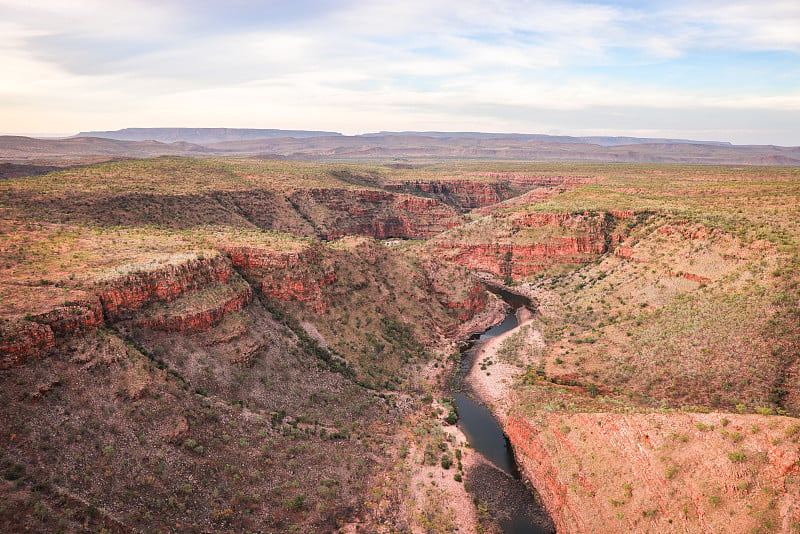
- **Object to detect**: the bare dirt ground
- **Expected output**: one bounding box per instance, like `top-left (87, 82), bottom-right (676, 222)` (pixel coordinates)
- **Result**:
top-left (465, 308), bottom-right (540, 424)
top-left (407, 412), bottom-right (481, 534)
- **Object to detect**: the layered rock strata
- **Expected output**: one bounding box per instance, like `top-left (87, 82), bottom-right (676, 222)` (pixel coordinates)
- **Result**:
top-left (290, 188), bottom-right (464, 240)
top-left (435, 211), bottom-right (631, 278)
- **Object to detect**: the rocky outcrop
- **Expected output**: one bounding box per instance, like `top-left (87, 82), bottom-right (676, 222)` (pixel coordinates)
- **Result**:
top-left (0, 321), bottom-right (57, 369)
top-left (225, 244), bottom-right (335, 313)
top-left (384, 180), bottom-right (510, 210)
top-left (435, 211), bottom-right (633, 278)
top-left (470, 173), bottom-right (590, 188)
top-left (132, 282), bottom-right (253, 334)
top-left (436, 239), bottom-right (610, 278)
top-left (669, 270), bottom-right (711, 284)
top-left (97, 255), bottom-right (235, 322)
top-left (438, 280), bottom-right (490, 322)
top-left (614, 245), bottom-right (635, 260)
top-left (658, 223), bottom-right (709, 240)
top-left (1, 236), bottom-right (493, 367)
top-left (2, 255), bottom-right (246, 365)
top-left (0, 298), bottom-right (104, 368)
top-left (290, 188), bottom-right (464, 240)
top-left (30, 298), bottom-right (104, 338)
top-left (383, 175), bottom-right (594, 211)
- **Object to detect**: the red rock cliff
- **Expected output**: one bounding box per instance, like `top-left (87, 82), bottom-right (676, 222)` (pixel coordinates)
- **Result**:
top-left (383, 175), bottom-right (591, 211)
top-left (225, 244), bottom-right (335, 313)
top-left (434, 211), bottom-right (629, 278)
top-left (384, 180), bottom-right (510, 210)
top-left (97, 255), bottom-right (235, 322)
top-left (436, 240), bottom-right (609, 278)
top-left (0, 298), bottom-right (104, 368)
top-left (290, 188), bottom-right (464, 240)
top-left (131, 281), bottom-right (254, 334)
top-left (0, 321), bottom-right (57, 369)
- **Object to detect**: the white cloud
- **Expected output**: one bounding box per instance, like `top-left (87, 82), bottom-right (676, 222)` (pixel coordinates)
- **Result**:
top-left (1, 0), bottom-right (799, 143)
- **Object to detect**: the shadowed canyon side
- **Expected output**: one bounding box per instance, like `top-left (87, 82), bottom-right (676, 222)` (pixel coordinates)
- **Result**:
top-left (0, 158), bottom-right (510, 533)
top-left (0, 239), bottom-right (491, 532)
top-left (2, 158), bottom-right (800, 533)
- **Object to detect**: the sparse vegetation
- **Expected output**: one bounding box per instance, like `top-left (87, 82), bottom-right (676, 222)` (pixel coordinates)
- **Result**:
top-left (2, 158), bottom-right (799, 533)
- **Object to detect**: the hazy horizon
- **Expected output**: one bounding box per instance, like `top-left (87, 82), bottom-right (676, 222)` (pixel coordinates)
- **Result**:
top-left (2, 1), bottom-right (799, 145)
top-left (1, 127), bottom-right (794, 148)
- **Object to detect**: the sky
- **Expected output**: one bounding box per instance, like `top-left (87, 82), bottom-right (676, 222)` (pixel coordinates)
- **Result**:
top-left (2, 0), bottom-right (800, 145)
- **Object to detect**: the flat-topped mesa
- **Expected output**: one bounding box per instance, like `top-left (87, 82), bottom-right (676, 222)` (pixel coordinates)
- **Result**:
top-left (290, 188), bottom-right (464, 240)
top-left (225, 244), bottom-right (335, 313)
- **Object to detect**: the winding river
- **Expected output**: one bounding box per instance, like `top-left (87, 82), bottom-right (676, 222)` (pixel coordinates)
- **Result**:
top-left (452, 287), bottom-right (554, 534)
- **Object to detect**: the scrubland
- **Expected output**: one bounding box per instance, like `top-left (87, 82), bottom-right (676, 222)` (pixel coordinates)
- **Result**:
top-left (1, 158), bottom-right (799, 532)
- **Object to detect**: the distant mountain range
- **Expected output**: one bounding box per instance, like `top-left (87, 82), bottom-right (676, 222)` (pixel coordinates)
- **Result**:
top-left (75, 128), bottom-right (733, 148)
top-left (0, 128), bottom-right (797, 165)
top-left (360, 131), bottom-right (734, 147)
top-left (75, 127), bottom-right (342, 144)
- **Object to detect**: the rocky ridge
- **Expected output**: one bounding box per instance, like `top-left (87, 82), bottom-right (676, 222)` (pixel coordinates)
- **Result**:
top-left (1, 238), bottom-right (489, 370)
top-left (433, 210), bottom-right (635, 277)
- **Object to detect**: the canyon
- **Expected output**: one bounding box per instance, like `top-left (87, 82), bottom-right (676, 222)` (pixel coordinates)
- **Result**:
top-left (1, 158), bottom-right (799, 533)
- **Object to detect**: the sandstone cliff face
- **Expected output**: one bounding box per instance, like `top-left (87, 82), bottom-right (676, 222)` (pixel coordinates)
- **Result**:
top-left (2, 237), bottom-right (493, 368)
top-left (2, 255), bottom-right (249, 366)
top-left (131, 281), bottom-right (253, 334)
top-left (0, 322), bottom-right (56, 369)
top-left (435, 211), bottom-right (629, 278)
top-left (31, 298), bottom-right (104, 338)
top-left (436, 240), bottom-right (609, 278)
top-left (97, 255), bottom-right (235, 322)
top-left (290, 188), bottom-right (464, 239)
top-left (0, 299), bottom-right (104, 368)
top-left (384, 180), bottom-right (509, 210)
top-left (507, 412), bottom-right (800, 533)
top-left (383, 175), bottom-right (589, 211)
top-left (438, 281), bottom-right (490, 322)
top-left (225, 244), bottom-right (335, 313)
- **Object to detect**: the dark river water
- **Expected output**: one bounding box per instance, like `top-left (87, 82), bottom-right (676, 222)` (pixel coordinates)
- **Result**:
top-left (452, 287), bottom-right (553, 534)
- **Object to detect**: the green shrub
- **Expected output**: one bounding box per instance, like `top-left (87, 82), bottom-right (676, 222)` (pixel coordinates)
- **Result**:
top-left (441, 455), bottom-right (452, 469)
top-left (728, 451), bottom-right (747, 463)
